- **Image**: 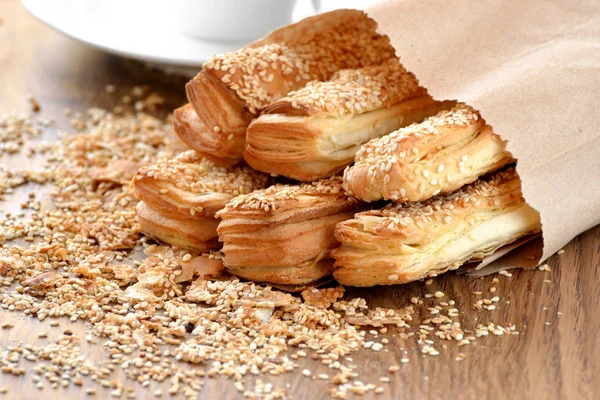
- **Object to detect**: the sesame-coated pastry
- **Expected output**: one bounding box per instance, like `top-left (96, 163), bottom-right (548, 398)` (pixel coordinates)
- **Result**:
top-left (244, 62), bottom-right (452, 181)
top-left (332, 167), bottom-right (541, 286)
top-left (343, 103), bottom-right (514, 203)
top-left (216, 177), bottom-right (361, 286)
top-left (172, 104), bottom-right (242, 168)
top-left (133, 150), bottom-right (269, 251)
top-left (184, 9), bottom-right (397, 164)
top-left (136, 201), bottom-right (221, 252)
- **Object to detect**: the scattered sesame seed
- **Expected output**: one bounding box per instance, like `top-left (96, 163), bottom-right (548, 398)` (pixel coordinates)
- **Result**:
top-left (538, 264), bottom-right (551, 272)
top-left (0, 81), bottom-right (526, 400)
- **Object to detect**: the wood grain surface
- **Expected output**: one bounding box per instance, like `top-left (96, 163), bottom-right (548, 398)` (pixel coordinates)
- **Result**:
top-left (1, 2), bottom-right (599, 399)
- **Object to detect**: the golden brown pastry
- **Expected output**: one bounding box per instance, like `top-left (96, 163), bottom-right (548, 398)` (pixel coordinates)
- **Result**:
top-left (184, 9), bottom-right (397, 163)
top-left (244, 62), bottom-right (452, 181)
top-left (133, 150), bottom-right (269, 250)
top-left (216, 177), bottom-right (360, 286)
top-left (173, 104), bottom-right (242, 168)
top-left (343, 103), bottom-right (514, 203)
top-left (332, 167), bottom-right (541, 286)
top-left (136, 201), bottom-right (221, 251)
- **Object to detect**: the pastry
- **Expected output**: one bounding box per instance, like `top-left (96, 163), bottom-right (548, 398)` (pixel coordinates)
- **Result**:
top-left (136, 201), bottom-right (221, 251)
top-left (332, 167), bottom-right (541, 286)
top-left (173, 104), bottom-right (242, 167)
top-left (133, 150), bottom-right (269, 250)
top-left (244, 62), bottom-right (452, 181)
top-left (216, 177), bottom-right (360, 285)
top-left (343, 103), bottom-right (514, 203)
top-left (184, 9), bottom-right (397, 163)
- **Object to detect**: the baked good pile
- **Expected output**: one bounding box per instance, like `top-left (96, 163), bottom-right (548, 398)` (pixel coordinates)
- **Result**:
top-left (0, 10), bottom-right (549, 398)
top-left (141, 9), bottom-right (542, 290)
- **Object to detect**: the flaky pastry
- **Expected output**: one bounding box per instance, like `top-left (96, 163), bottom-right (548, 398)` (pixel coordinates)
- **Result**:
top-left (332, 167), bottom-right (541, 286)
top-left (184, 9), bottom-right (397, 163)
top-left (136, 201), bottom-right (220, 251)
top-left (173, 104), bottom-right (242, 167)
top-left (245, 62), bottom-right (452, 181)
top-left (133, 150), bottom-right (269, 250)
top-left (216, 177), bottom-right (360, 286)
top-left (343, 103), bottom-right (514, 203)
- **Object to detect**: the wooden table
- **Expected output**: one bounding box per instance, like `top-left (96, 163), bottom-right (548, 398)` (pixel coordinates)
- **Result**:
top-left (1, 2), bottom-right (599, 399)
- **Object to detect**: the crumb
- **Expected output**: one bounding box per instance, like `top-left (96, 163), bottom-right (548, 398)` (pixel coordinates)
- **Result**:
top-left (27, 95), bottom-right (41, 112)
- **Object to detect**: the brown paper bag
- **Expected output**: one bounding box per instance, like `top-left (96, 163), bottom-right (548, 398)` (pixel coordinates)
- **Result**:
top-left (356, 0), bottom-right (600, 270)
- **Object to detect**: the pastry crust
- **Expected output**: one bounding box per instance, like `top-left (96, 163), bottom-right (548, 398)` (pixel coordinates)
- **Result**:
top-left (332, 167), bottom-right (542, 286)
top-left (136, 201), bottom-right (220, 252)
top-left (343, 103), bottom-right (514, 203)
top-left (216, 177), bottom-right (359, 285)
top-left (133, 150), bottom-right (268, 250)
top-left (185, 9), bottom-right (397, 163)
top-left (262, 62), bottom-right (427, 118)
top-left (132, 150), bottom-right (269, 219)
top-left (226, 259), bottom-right (335, 287)
top-left (245, 63), bottom-right (453, 181)
top-left (173, 104), bottom-right (243, 167)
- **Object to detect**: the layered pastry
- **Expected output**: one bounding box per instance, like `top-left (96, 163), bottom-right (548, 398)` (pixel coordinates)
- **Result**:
top-left (132, 150), bottom-right (269, 251)
top-left (172, 104), bottom-right (242, 168)
top-left (245, 62), bottom-right (452, 181)
top-left (343, 103), bottom-right (514, 203)
top-left (332, 167), bottom-right (541, 286)
top-left (216, 176), bottom-right (360, 286)
top-left (183, 9), bottom-right (397, 163)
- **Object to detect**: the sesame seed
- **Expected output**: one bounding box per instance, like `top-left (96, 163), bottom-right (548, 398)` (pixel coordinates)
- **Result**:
top-left (538, 264), bottom-right (551, 272)
top-left (0, 76), bottom-right (525, 400)
top-left (198, 11), bottom-right (396, 113)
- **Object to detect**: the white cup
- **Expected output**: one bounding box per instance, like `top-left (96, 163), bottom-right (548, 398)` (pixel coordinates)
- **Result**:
top-left (174, 0), bottom-right (320, 44)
